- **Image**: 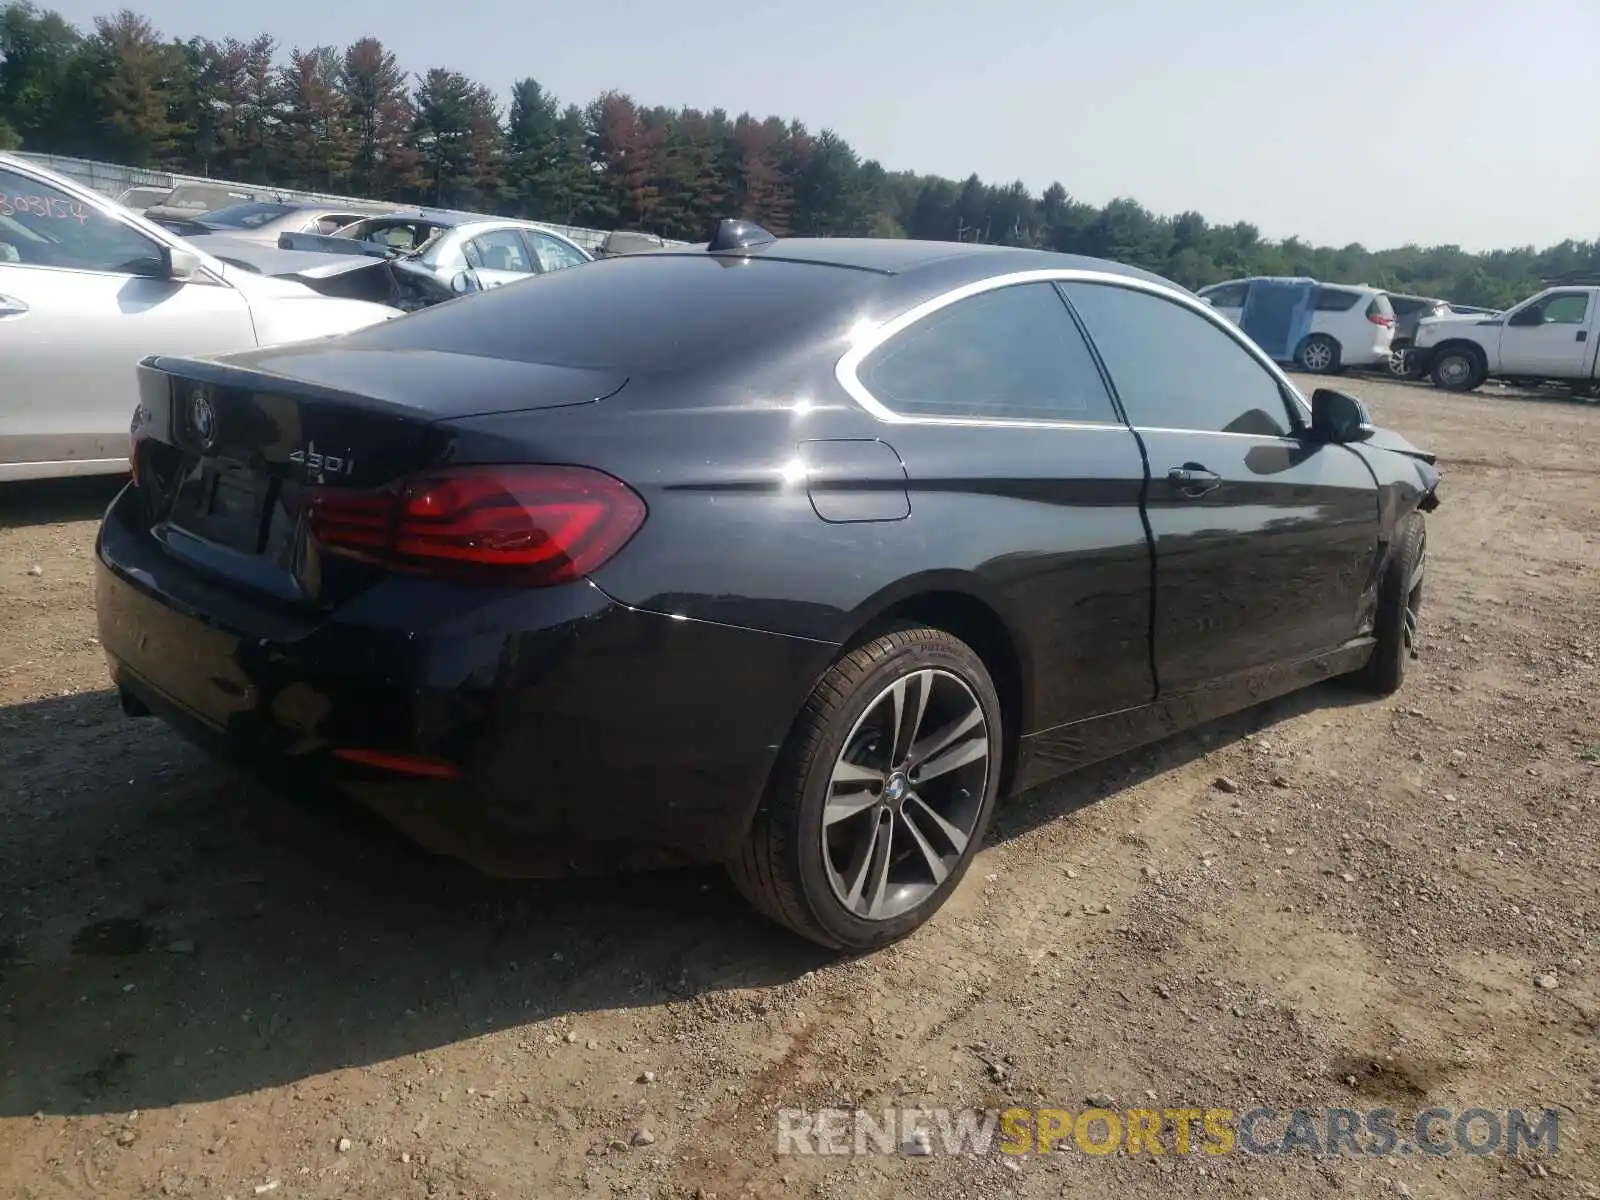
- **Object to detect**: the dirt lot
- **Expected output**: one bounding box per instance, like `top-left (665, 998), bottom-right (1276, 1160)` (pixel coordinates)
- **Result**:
top-left (1, 375), bottom-right (1597, 1200)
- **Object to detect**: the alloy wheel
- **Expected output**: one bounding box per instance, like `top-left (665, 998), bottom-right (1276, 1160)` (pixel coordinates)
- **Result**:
top-left (1302, 340), bottom-right (1334, 372)
top-left (821, 669), bottom-right (990, 921)
top-left (1388, 348), bottom-right (1414, 377)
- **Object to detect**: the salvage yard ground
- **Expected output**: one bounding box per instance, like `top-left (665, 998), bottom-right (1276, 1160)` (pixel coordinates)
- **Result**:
top-left (1, 376), bottom-right (1597, 1200)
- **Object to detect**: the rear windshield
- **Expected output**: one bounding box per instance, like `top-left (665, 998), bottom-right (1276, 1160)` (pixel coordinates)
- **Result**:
top-left (200, 202), bottom-right (298, 228)
top-left (163, 185), bottom-right (251, 210)
top-left (346, 253), bottom-right (881, 371)
top-left (1366, 293), bottom-right (1395, 316)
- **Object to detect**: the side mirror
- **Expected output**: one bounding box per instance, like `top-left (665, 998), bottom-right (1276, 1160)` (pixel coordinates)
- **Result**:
top-left (450, 269), bottom-right (482, 295)
top-left (1309, 388), bottom-right (1374, 444)
top-left (164, 246), bottom-right (202, 282)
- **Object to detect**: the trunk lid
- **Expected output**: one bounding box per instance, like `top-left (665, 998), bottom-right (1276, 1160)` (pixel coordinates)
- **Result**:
top-left (130, 350), bottom-right (628, 607)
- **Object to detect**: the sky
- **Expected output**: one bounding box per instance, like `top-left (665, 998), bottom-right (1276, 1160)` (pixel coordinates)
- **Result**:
top-left (45, 0), bottom-right (1600, 251)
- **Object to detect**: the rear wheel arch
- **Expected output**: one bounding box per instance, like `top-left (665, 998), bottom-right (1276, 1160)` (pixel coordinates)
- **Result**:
top-left (728, 581), bottom-right (1030, 851)
top-left (842, 588), bottom-right (1029, 800)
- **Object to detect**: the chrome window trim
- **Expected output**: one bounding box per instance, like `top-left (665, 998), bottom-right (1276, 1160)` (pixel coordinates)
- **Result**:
top-left (1132, 426), bottom-right (1303, 442)
top-left (835, 268), bottom-right (1312, 431)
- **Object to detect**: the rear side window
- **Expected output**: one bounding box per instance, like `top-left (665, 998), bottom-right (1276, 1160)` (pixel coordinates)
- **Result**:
top-left (1202, 281), bottom-right (1249, 307)
top-left (857, 283), bottom-right (1117, 423)
top-left (1063, 282), bottom-right (1294, 438)
top-left (1314, 288), bottom-right (1360, 311)
top-left (527, 231), bottom-right (589, 272)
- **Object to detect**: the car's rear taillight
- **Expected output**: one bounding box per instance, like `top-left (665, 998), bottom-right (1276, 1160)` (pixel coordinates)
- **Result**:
top-left (305, 465), bottom-right (646, 586)
top-left (1368, 312), bottom-right (1395, 327)
top-left (129, 410), bottom-right (153, 485)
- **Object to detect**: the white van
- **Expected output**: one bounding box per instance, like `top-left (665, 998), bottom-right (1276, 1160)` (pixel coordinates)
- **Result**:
top-left (1197, 277), bottom-right (1395, 374)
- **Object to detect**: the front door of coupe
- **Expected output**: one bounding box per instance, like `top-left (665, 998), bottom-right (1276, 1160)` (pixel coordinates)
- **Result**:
top-left (1061, 280), bottom-right (1382, 696)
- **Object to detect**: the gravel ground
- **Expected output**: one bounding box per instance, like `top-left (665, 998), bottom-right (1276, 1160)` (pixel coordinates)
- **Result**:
top-left (1, 375), bottom-right (1597, 1199)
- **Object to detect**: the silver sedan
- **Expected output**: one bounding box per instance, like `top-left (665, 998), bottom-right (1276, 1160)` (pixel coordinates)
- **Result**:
top-left (280, 213), bottom-right (594, 294)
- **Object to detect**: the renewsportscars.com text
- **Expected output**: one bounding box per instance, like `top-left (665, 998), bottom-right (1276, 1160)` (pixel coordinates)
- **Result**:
top-left (776, 1105), bottom-right (1560, 1158)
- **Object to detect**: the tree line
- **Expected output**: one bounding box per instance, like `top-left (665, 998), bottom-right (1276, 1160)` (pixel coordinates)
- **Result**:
top-left (2, 2), bottom-right (1595, 310)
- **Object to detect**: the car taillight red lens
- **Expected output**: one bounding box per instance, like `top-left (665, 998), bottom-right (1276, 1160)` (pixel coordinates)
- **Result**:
top-left (129, 419), bottom-right (153, 486)
top-left (1368, 313), bottom-right (1395, 327)
top-left (305, 465), bottom-right (646, 586)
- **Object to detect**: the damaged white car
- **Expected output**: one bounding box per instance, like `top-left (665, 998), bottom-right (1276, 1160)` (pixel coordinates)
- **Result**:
top-left (0, 155), bottom-right (401, 482)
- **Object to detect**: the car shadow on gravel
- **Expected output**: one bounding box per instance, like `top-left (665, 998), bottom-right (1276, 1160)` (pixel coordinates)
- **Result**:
top-left (0, 679), bottom-right (1370, 1118)
top-left (0, 476), bottom-right (126, 529)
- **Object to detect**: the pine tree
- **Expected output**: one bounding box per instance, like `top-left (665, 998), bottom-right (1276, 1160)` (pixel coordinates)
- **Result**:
top-left (503, 77), bottom-right (561, 218)
top-left (587, 90), bottom-right (659, 230)
top-left (548, 102), bottom-right (602, 226)
top-left (729, 114), bottom-right (790, 235)
top-left (278, 46), bottom-right (354, 191)
top-left (88, 10), bottom-right (183, 167)
top-left (412, 67), bottom-right (501, 209)
top-left (339, 37), bottom-right (412, 197)
top-left (0, 2), bottom-right (88, 152)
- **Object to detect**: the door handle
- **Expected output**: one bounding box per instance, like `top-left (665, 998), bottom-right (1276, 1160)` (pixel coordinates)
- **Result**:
top-left (0, 294), bottom-right (28, 318)
top-left (1577, 329), bottom-right (1588, 342)
top-left (1167, 464), bottom-right (1222, 496)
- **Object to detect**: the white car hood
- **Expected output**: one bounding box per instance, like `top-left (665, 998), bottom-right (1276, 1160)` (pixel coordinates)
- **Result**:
top-left (1417, 312), bottom-right (1493, 331)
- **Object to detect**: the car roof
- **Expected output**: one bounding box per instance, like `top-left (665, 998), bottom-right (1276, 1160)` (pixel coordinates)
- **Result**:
top-left (1203, 275), bottom-right (1387, 295)
top-left (660, 236), bottom-right (1181, 291)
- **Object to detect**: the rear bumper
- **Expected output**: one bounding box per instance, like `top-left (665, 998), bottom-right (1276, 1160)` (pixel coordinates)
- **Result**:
top-left (1343, 341), bottom-right (1392, 366)
top-left (96, 485), bottom-right (832, 876)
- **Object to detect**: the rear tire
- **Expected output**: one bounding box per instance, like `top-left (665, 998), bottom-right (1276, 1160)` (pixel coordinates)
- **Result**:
top-left (728, 626), bottom-right (1002, 952)
top-left (1430, 348), bottom-right (1486, 392)
top-left (1296, 334), bottom-right (1341, 374)
top-left (1351, 513), bottom-right (1426, 695)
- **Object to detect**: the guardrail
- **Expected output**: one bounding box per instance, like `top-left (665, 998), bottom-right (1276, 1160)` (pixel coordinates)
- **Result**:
top-left (8, 150), bottom-right (684, 253)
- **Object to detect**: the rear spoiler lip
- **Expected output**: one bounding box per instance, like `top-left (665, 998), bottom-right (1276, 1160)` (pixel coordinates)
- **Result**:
top-left (135, 353), bottom-right (632, 422)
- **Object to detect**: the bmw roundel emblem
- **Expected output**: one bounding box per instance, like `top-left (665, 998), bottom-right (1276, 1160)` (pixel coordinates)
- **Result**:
top-left (190, 392), bottom-right (217, 449)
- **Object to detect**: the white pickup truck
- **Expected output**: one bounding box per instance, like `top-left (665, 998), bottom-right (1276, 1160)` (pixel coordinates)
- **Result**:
top-left (1412, 285), bottom-right (1600, 394)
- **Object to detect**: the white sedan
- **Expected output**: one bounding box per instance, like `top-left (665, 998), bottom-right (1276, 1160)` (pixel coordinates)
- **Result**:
top-left (0, 155), bottom-right (401, 482)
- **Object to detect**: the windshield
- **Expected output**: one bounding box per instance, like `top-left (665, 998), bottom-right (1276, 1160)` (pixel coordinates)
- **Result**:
top-left (198, 202), bottom-right (298, 229)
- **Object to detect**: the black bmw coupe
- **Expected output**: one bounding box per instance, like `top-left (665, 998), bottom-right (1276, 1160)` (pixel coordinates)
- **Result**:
top-left (97, 221), bottom-right (1441, 951)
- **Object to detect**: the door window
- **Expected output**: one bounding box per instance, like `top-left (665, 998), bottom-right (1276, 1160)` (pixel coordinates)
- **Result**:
top-left (1536, 292), bottom-right (1589, 325)
top-left (0, 168), bottom-right (165, 276)
top-left (526, 231), bottom-right (588, 273)
top-left (1063, 282), bottom-right (1296, 437)
top-left (463, 229), bottom-right (534, 274)
top-left (855, 282), bottom-right (1118, 423)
